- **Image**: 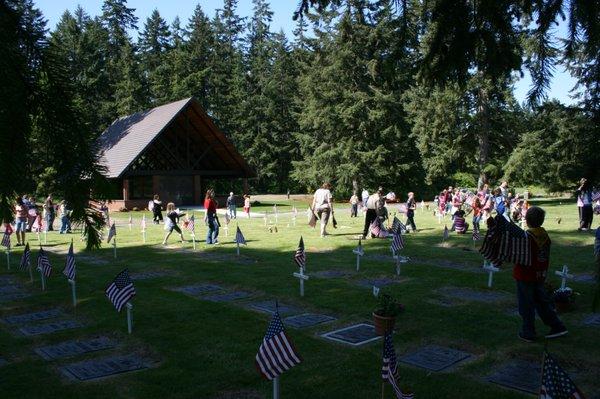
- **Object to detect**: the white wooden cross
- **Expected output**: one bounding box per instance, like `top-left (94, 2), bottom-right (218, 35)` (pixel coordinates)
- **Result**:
top-left (483, 261), bottom-right (500, 288)
top-left (393, 254), bottom-right (409, 276)
top-left (437, 210), bottom-right (442, 224)
top-left (292, 268), bottom-right (309, 297)
top-left (352, 239), bottom-right (364, 271)
top-left (555, 265), bottom-right (574, 289)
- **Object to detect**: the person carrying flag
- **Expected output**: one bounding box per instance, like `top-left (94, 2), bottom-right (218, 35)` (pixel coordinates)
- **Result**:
top-left (512, 206), bottom-right (567, 342)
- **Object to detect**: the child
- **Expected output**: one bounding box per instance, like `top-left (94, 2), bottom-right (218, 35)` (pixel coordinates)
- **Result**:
top-left (243, 194), bottom-right (251, 218)
top-left (513, 206), bottom-right (567, 342)
top-left (162, 203), bottom-right (185, 245)
top-left (472, 196), bottom-right (482, 231)
top-left (452, 209), bottom-right (469, 233)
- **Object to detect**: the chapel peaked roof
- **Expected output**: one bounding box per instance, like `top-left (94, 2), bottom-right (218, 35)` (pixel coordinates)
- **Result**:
top-left (97, 97), bottom-right (254, 179)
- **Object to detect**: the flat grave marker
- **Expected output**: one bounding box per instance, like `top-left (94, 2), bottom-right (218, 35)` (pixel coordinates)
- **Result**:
top-left (439, 287), bottom-right (511, 303)
top-left (313, 270), bottom-right (352, 279)
top-left (171, 284), bottom-right (223, 297)
top-left (131, 271), bottom-right (174, 281)
top-left (356, 278), bottom-right (401, 288)
top-left (284, 313), bottom-right (336, 329)
top-left (583, 314), bottom-right (600, 328)
top-left (35, 337), bottom-right (116, 360)
top-left (399, 345), bottom-right (472, 372)
top-left (202, 291), bottom-right (252, 302)
top-left (60, 354), bottom-right (149, 381)
top-left (321, 323), bottom-right (380, 346)
top-left (19, 319), bottom-right (83, 336)
top-left (247, 301), bottom-right (302, 316)
top-left (2, 308), bottom-right (64, 325)
top-left (573, 273), bottom-right (595, 284)
top-left (487, 359), bottom-right (541, 394)
top-left (0, 292), bottom-right (31, 302)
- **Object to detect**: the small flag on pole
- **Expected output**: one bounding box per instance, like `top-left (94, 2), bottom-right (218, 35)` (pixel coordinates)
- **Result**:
top-left (540, 352), bottom-right (586, 398)
top-left (391, 232), bottom-right (404, 254)
top-left (32, 216), bottom-right (43, 233)
top-left (1, 224), bottom-right (12, 249)
top-left (107, 222), bottom-right (116, 243)
top-left (186, 214), bottom-right (196, 233)
top-left (294, 236), bottom-right (306, 270)
top-left (255, 307), bottom-right (302, 380)
top-left (63, 241), bottom-right (76, 280)
top-left (472, 227), bottom-right (480, 241)
top-left (105, 269), bottom-right (136, 312)
top-left (382, 333), bottom-right (413, 399)
top-left (391, 217), bottom-right (406, 235)
top-left (235, 226), bottom-right (246, 245)
top-left (37, 247), bottom-right (52, 277)
top-left (20, 242), bottom-right (31, 271)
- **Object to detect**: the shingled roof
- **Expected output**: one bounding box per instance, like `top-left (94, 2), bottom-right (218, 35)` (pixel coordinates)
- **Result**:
top-left (97, 97), bottom-right (254, 179)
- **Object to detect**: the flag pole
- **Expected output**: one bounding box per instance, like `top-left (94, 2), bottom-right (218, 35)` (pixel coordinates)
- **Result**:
top-left (28, 261), bottom-right (33, 282)
top-left (142, 229), bottom-right (146, 243)
top-left (39, 267), bottom-right (46, 291)
top-left (113, 237), bottom-right (117, 259)
top-left (44, 230), bottom-right (47, 244)
top-left (395, 253), bottom-right (400, 276)
top-left (273, 376), bottom-right (280, 399)
top-left (5, 248), bottom-right (9, 270)
top-left (192, 233), bottom-right (196, 250)
top-left (236, 223), bottom-right (240, 256)
top-left (69, 279), bottom-right (77, 308)
top-left (126, 302), bottom-right (133, 334)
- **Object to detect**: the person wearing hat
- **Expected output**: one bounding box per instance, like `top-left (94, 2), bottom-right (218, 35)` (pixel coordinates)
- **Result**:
top-left (312, 182), bottom-right (333, 237)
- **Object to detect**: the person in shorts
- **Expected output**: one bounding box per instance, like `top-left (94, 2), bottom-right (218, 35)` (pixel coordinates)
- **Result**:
top-left (14, 197), bottom-right (29, 246)
top-left (162, 202), bottom-right (185, 245)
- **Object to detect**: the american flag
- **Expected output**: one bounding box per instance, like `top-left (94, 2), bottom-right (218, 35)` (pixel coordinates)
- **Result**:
top-left (294, 236), bottom-right (306, 270)
top-left (225, 212), bottom-right (231, 225)
top-left (1, 223), bottom-right (12, 249)
top-left (592, 191), bottom-right (600, 202)
top-left (141, 215), bottom-right (146, 231)
top-left (391, 232), bottom-right (404, 254)
top-left (382, 333), bottom-right (413, 399)
top-left (105, 269), bottom-right (136, 312)
top-left (480, 215), bottom-right (531, 267)
top-left (235, 226), bottom-right (246, 245)
top-left (19, 242), bottom-right (31, 271)
top-left (472, 227), bottom-right (481, 241)
top-left (186, 214), bottom-right (195, 233)
top-left (443, 225), bottom-right (449, 241)
top-left (107, 222), bottom-right (116, 243)
top-left (255, 308), bottom-right (302, 380)
top-left (370, 219), bottom-right (382, 237)
top-left (540, 352), bottom-right (585, 399)
top-left (63, 241), bottom-right (76, 280)
top-left (37, 247), bottom-right (52, 278)
top-left (391, 216), bottom-right (406, 234)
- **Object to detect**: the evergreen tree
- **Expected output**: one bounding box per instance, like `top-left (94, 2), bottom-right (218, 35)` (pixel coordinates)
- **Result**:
top-left (139, 9), bottom-right (172, 105)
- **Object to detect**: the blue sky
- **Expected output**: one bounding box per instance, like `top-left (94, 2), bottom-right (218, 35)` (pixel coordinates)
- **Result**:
top-left (37, 0), bottom-right (579, 105)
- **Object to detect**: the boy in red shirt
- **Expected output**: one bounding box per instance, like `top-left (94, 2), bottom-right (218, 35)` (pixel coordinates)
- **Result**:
top-left (514, 206), bottom-right (567, 342)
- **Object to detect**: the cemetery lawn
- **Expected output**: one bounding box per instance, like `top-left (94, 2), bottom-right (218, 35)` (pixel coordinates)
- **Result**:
top-left (1, 198), bottom-right (598, 398)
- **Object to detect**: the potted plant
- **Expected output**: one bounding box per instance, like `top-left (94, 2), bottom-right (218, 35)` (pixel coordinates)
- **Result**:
top-left (552, 287), bottom-right (579, 313)
top-left (372, 294), bottom-right (404, 335)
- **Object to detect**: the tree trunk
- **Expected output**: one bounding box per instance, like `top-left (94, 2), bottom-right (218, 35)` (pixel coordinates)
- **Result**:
top-left (476, 86), bottom-right (490, 187)
top-left (352, 178), bottom-right (359, 196)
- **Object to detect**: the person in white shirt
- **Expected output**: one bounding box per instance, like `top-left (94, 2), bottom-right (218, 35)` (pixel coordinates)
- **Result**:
top-left (312, 182), bottom-right (333, 237)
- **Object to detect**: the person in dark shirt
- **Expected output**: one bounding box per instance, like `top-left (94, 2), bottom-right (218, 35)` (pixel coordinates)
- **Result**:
top-left (162, 202), bottom-right (185, 245)
top-left (406, 192), bottom-right (417, 232)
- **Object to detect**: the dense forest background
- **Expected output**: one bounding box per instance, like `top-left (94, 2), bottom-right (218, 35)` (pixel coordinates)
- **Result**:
top-left (1, 0), bottom-right (599, 221)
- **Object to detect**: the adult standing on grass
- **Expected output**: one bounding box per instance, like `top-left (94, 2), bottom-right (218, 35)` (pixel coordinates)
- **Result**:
top-left (43, 194), bottom-right (55, 231)
top-left (14, 197), bottom-right (28, 246)
top-left (362, 187), bottom-right (383, 239)
top-left (576, 178), bottom-right (594, 231)
top-left (511, 206), bottom-right (568, 342)
top-left (349, 192), bottom-right (359, 217)
top-left (406, 192), bottom-right (417, 232)
top-left (162, 203), bottom-right (185, 245)
top-left (152, 194), bottom-right (163, 224)
top-left (312, 182), bottom-right (333, 237)
top-left (204, 189), bottom-right (219, 244)
top-left (226, 192), bottom-right (237, 219)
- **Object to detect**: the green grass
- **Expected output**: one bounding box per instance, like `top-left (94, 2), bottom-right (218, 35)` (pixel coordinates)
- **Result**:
top-left (1, 198), bottom-right (598, 398)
